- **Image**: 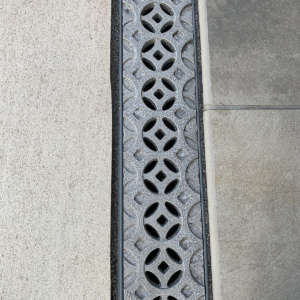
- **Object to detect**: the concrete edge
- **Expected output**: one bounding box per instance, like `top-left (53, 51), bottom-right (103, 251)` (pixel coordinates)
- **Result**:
top-left (199, 0), bottom-right (222, 298)
top-left (203, 111), bottom-right (222, 300)
top-left (199, 0), bottom-right (212, 106)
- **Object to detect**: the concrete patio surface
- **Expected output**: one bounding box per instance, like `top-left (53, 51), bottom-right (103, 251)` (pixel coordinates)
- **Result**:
top-left (0, 0), bottom-right (298, 299)
top-left (205, 0), bottom-right (300, 106)
top-left (201, 0), bottom-right (300, 299)
top-left (0, 1), bottom-right (111, 299)
top-left (205, 110), bottom-right (300, 300)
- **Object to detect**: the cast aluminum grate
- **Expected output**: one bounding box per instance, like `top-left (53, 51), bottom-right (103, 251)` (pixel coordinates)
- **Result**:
top-left (122, 0), bottom-right (206, 299)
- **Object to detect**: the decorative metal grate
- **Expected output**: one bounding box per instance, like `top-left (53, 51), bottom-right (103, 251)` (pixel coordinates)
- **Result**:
top-left (122, 0), bottom-right (205, 299)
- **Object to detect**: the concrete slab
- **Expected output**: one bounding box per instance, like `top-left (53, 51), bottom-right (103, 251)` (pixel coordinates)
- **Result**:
top-left (0, 1), bottom-right (111, 299)
top-left (205, 0), bottom-right (300, 106)
top-left (205, 110), bottom-right (300, 300)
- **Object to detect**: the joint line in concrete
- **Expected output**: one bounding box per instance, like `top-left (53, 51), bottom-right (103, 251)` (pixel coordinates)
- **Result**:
top-left (204, 105), bottom-right (300, 111)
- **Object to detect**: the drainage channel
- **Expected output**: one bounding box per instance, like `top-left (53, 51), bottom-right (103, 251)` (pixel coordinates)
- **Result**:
top-left (115, 0), bottom-right (210, 299)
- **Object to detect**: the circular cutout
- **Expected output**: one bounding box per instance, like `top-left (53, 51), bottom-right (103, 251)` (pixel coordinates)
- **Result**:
top-left (143, 158), bottom-right (180, 195)
top-left (141, 3), bottom-right (175, 33)
top-left (144, 201), bottom-right (182, 241)
top-left (142, 117), bottom-right (178, 152)
top-left (142, 77), bottom-right (177, 111)
top-left (144, 247), bottom-right (183, 289)
top-left (142, 39), bottom-right (176, 72)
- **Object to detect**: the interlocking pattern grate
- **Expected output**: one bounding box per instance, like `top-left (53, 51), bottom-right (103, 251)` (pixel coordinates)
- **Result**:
top-left (123, 0), bottom-right (205, 299)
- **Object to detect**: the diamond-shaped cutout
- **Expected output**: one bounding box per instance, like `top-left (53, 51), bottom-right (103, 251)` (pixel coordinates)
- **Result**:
top-left (155, 129), bottom-right (165, 140)
top-left (156, 171), bottom-right (166, 182)
top-left (153, 50), bottom-right (164, 61)
top-left (154, 89), bottom-right (164, 99)
top-left (153, 13), bottom-right (162, 23)
top-left (157, 214), bottom-right (168, 226)
top-left (158, 261), bottom-right (169, 274)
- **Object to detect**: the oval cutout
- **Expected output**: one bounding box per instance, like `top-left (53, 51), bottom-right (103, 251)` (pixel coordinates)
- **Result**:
top-left (144, 202), bottom-right (159, 218)
top-left (146, 271), bottom-right (161, 288)
top-left (143, 58), bottom-right (156, 71)
top-left (162, 59), bottom-right (174, 71)
top-left (167, 270), bottom-right (183, 288)
top-left (141, 3), bottom-right (154, 16)
top-left (163, 138), bottom-right (177, 151)
top-left (143, 138), bottom-right (158, 151)
top-left (143, 119), bottom-right (157, 132)
top-left (143, 79), bottom-right (156, 92)
top-left (161, 21), bottom-right (174, 33)
top-left (161, 40), bottom-right (175, 53)
top-left (145, 224), bottom-right (160, 239)
top-left (166, 248), bottom-right (182, 264)
top-left (165, 202), bottom-right (180, 217)
top-left (142, 41), bottom-right (155, 53)
top-left (162, 78), bottom-right (176, 91)
top-left (164, 179), bottom-right (179, 194)
top-left (164, 159), bottom-right (178, 173)
top-left (162, 98), bottom-right (175, 110)
top-left (160, 3), bottom-right (173, 16)
top-left (166, 224), bottom-right (181, 240)
top-left (168, 297), bottom-right (178, 300)
top-left (144, 180), bottom-right (159, 194)
top-left (144, 160), bottom-right (158, 173)
top-left (145, 248), bottom-right (160, 264)
top-left (142, 21), bottom-right (155, 33)
top-left (143, 97), bottom-right (157, 110)
top-left (163, 118), bottom-right (176, 131)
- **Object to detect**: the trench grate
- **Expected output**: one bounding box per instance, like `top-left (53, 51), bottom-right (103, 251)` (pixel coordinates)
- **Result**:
top-left (121, 0), bottom-right (207, 299)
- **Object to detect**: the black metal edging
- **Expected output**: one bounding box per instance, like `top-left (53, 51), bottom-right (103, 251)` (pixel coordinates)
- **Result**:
top-left (110, 0), bottom-right (121, 295)
top-left (118, 0), bottom-right (124, 297)
top-left (192, 0), bottom-right (209, 298)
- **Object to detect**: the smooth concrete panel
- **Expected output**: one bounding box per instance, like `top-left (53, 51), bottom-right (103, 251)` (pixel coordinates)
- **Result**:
top-left (206, 0), bottom-right (300, 106)
top-left (0, 1), bottom-right (111, 299)
top-left (206, 110), bottom-right (300, 300)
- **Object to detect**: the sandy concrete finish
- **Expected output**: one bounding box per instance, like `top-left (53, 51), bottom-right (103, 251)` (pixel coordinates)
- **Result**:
top-left (205, 110), bottom-right (300, 300)
top-left (0, 1), bottom-right (111, 299)
top-left (206, 0), bottom-right (300, 106)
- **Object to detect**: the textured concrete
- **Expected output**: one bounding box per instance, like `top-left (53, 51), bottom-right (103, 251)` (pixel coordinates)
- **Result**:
top-left (0, 1), bottom-right (111, 299)
top-left (205, 110), bottom-right (300, 300)
top-left (206, 0), bottom-right (300, 106)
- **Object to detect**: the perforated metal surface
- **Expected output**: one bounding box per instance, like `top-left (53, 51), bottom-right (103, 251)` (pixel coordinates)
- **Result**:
top-left (122, 1), bottom-right (205, 299)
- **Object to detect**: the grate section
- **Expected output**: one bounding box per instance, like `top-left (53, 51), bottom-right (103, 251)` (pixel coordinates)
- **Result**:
top-left (123, 0), bottom-right (205, 299)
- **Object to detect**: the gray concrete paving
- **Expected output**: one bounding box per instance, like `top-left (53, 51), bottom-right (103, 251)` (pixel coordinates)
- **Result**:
top-left (200, 0), bottom-right (300, 298)
top-left (205, 0), bottom-right (300, 106)
top-left (0, 1), bottom-right (111, 299)
top-left (205, 110), bottom-right (300, 300)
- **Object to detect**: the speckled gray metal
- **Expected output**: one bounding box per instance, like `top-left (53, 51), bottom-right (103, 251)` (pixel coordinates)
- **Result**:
top-left (122, 0), bottom-right (205, 299)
